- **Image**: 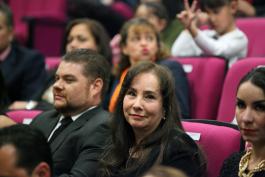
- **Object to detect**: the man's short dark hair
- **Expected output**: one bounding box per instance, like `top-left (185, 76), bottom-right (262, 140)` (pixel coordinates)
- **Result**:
top-left (0, 124), bottom-right (53, 175)
top-left (0, 2), bottom-right (13, 29)
top-left (63, 49), bottom-right (111, 99)
top-left (200, 0), bottom-right (233, 11)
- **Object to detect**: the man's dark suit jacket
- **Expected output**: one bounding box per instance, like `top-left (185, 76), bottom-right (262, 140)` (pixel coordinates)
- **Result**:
top-left (30, 106), bottom-right (110, 177)
top-left (0, 43), bottom-right (47, 102)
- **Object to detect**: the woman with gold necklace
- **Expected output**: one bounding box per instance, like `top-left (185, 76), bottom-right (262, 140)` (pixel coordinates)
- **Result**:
top-left (220, 66), bottom-right (265, 177)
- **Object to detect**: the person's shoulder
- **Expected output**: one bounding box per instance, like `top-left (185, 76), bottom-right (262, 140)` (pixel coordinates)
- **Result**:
top-left (13, 44), bottom-right (44, 61)
top-left (0, 115), bottom-right (16, 128)
top-left (234, 28), bottom-right (248, 41)
top-left (86, 106), bottom-right (110, 120)
top-left (82, 106), bottom-right (111, 127)
top-left (32, 109), bottom-right (58, 122)
top-left (157, 59), bottom-right (182, 68)
top-left (167, 128), bottom-right (199, 153)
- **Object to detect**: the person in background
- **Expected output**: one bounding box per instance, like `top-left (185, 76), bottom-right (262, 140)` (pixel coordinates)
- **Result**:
top-left (0, 124), bottom-right (53, 177)
top-left (237, 0), bottom-right (265, 17)
top-left (63, 18), bottom-right (112, 65)
top-left (31, 49), bottom-right (111, 177)
top-left (0, 2), bottom-right (47, 110)
top-left (109, 18), bottom-right (190, 119)
top-left (171, 0), bottom-right (248, 67)
top-left (220, 66), bottom-right (265, 177)
top-left (67, 0), bottom-right (126, 37)
top-left (99, 62), bottom-right (206, 177)
top-left (142, 165), bottom-right (188, 177)
top-left (135, 1), bottom-right (183, 51)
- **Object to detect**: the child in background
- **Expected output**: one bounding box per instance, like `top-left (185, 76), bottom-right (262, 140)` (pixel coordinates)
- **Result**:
top-left (135, 1), bottom-right (183, 50)
top-left (171, 0), bottom-right (248, 67)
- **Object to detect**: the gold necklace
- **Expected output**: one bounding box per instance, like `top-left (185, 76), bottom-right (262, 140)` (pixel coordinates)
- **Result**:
top-left (238, 150), bottom-right (265, 177)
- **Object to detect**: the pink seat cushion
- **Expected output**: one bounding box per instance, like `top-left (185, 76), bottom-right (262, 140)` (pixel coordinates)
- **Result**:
top-left (172, 57), bottom-right (226, 119)
top-left (6, 110), bottom-right (42, 123)
top-left (45, 57), bottom-right (61, 71)
top-left (236, 18), bottom-right (265, 57)
top-left (182, 121), bottom-right (241, 177)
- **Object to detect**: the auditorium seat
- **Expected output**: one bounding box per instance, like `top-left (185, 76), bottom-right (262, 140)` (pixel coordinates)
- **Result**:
top-left (45, 57), bottom-right (61, 71)
top-left (8, 0), bottom-right (67, 56)
top-left (172, 57), bottom-right (227, 119)
top-left (236, 18), bottom-right (265, 57)
top-left (6, 109), bottom-right (42, 124)
top-left (182, 119), bottom-right (243, 177)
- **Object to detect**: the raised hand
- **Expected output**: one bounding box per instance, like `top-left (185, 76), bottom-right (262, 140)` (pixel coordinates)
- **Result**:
top-left (177, 0), bottom-right (197, 28)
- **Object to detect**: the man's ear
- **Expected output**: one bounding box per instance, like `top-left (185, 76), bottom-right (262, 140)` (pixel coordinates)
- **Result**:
top-left (32, 162), bottom-right (51, 177)
top-left (90, 78), bottom-right (104, 97)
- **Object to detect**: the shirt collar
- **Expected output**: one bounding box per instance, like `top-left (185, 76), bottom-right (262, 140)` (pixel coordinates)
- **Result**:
top-left (60, 106), bottom-right (97, 122)
top-left (0, 45), bottom-right (11, 61)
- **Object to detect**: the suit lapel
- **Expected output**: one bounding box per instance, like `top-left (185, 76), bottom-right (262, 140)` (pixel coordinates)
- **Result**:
top-left (45, 115), bottom-right (60, 138)
top-left (50, 107), bottom-right (101, 153)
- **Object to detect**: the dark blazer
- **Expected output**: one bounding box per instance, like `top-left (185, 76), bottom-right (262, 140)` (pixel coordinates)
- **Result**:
top-left (0, 43), bottom-right (47, 102)
top-left (107, 128), bottom-right (205, 177)
top-left (30, 106), bottom-right (110, 177)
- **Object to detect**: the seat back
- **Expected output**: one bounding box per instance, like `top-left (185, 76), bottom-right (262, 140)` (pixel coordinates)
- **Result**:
top-left (45, 56), bottom-right (61, 71)
top-left (182, 120), bottom-right (243, 177)
top-left (217, 57), bottom-right (265, 122)
top-left (8, 0), bottom-right (67, 53)
top-left (236, 18), bottom-right (265, 57)
top-left (172, 57), bottom-right (227, 119)
top-left (6, 110), bottom-right (42, 124)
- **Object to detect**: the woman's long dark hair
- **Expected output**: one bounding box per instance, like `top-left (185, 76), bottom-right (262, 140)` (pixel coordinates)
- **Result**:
top-left (99, 61), bottom-right (183, 177)
top-left (237, 66), bottom-right (265, 95)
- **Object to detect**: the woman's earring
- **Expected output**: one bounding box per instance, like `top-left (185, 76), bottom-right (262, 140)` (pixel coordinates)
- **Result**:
top-left (162, 110), bottom-right (166, 120)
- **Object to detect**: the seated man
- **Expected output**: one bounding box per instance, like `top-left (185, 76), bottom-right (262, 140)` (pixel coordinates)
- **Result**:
top-left (0, 124), bottom-right (53, 177)
top-left (0, 3), bottom-right (47, 110)
top-left (30, 49), bottom-right (111, 177)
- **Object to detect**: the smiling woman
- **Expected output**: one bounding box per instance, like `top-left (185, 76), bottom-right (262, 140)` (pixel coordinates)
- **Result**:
top-left (98, 61), bottom-right (206, 177)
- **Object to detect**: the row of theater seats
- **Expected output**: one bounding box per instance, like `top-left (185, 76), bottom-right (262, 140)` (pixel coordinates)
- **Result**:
top-left (173, 56), bottom-right (265, 122)
top-left (7, 0), bottom-right (67, 56)
top-left (5, 109), bottom-right (243, 177)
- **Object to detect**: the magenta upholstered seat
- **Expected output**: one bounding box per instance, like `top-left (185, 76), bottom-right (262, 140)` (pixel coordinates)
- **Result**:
top-left (6, 110), bottom-right (42, 124)
top-left (8, 0), bottom-right (67, 55)
top-left (182, 120), bottom-right (243, 177)
top-left (172, 57), bottom-right (227, 119)
top-left (217, 57), bottom-right (265, 122)
top-left (111, 1), bottom-right (133, 20)
top-left (236, 18), bottom-right (265, 57)
top-left (45, 57), bottom-right (61, 71)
